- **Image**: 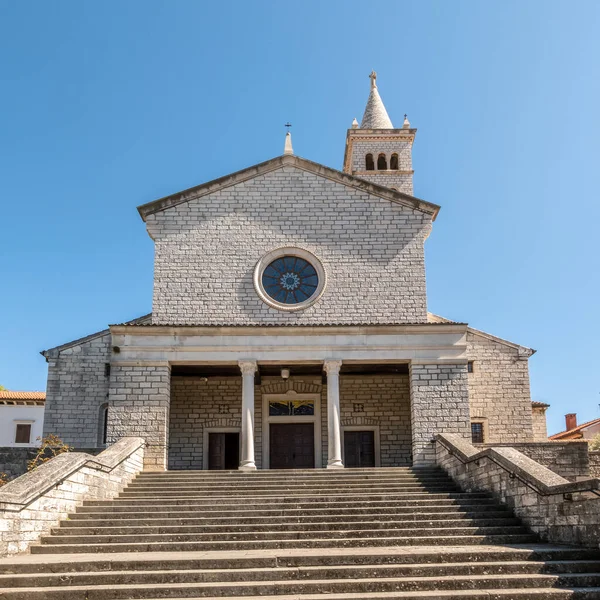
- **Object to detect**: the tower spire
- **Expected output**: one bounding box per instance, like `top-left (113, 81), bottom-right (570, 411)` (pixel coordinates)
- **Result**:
top-left (360, 70), bottom-right (393, 129)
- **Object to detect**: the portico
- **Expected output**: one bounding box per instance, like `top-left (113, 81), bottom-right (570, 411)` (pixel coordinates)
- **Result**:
top-left (106, 323), bottom-right (471, 471)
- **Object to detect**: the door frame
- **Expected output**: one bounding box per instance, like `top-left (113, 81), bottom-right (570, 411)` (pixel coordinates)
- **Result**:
top-left (262, 391), bottom-right (322, 469)
top-left (342, 425), bottom-right (381, 467)
top-left (203, 427), bottom-right (241, 470)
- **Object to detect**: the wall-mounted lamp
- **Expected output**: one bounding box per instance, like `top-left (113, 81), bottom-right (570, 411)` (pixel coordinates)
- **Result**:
top-left (281, 368), bottom-right (290, 380)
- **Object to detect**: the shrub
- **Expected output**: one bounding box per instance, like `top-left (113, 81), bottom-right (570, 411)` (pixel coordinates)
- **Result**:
top-left (0, 472), bottom-right (8, 487)
top-left (27, 434), bottom-right (73, 472)
top-left (589, 433), bottom-right (600, 452)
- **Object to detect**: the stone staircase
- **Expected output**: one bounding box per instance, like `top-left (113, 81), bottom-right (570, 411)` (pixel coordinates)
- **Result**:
top-left (1, 467), bottom-right (599, 598)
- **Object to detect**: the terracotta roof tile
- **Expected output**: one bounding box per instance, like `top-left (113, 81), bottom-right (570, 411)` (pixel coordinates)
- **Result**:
top-left (549, 417), bottom-right (600, 440)
top-left (0, 391), bottom-right (45, 400)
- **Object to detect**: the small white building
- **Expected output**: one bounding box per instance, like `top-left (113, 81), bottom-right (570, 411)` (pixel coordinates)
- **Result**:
top-left (0, 391), bottom-right (45, 447)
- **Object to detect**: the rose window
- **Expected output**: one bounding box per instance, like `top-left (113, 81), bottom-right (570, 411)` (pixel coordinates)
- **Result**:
top-left (261, 256), bottom-right (319, 305)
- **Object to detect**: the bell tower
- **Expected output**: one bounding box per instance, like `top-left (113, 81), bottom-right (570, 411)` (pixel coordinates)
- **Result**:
top-left (343, 71), bottom-right (416, 196)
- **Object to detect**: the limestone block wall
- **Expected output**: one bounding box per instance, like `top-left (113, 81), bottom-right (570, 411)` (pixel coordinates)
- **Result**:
top-left (147, 166), bottom-right (430, 326)
top-left (478, 442), bottom-right (590, 481)
top-left (0, 447), bottom-right (102, 481)
top-left (350, 138), bottom-right (413, 172)
top-left (339, 375), bottom-right (412, 467)
top-left (168, 376), bottom-right (246, 470)
top-left (467, 332), bottom-right (533, 443)
top-left (168, 375), bottom-right (413, 470)
top-left (349, 137), bottom-right (414, 195)
top-left (532, 406), bottom-right (549, 441)
top-left (43, 332), bottom-right (112, 447)
top-left (107, 365), bottom-right (171, 471)
top-left (0, 438), bottom-right (144, 556)
top-left (436, 434), bottom-right (600, 549)
top-left (410, 364), bottom-right (470, 466)
top-left (590, 452), bottom-right (600, 478)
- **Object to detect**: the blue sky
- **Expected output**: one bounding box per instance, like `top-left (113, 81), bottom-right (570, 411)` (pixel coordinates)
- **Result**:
top-left (0, 1), bottom-right (598, 436)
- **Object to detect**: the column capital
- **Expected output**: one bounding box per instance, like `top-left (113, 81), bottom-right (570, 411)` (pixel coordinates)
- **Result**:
top-left (323, 360), bottom-right (342, 375)
top-left (238, 360), bottom-right (258, 376)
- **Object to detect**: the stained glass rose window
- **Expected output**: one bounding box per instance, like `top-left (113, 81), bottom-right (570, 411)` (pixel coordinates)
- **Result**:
top-left (261, 256), bottom-right (319, 305)
top-left (254, 248), bottom-right (327, 311)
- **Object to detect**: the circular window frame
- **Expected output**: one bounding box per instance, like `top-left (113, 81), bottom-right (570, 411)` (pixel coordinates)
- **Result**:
top-left (253, 247), bottom-right (327, 312)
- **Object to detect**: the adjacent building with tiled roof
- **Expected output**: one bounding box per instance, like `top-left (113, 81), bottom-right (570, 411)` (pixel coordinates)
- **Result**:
top-left (549, 413), bottom-right (600, 441)
top-left (0, 391), bottom-right (45, 446)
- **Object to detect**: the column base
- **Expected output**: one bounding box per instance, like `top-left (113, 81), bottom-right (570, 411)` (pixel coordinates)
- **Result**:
top-left (238, 463), bottom-right (257, 471)
top-left (327, 462), bottom-right (344, 469)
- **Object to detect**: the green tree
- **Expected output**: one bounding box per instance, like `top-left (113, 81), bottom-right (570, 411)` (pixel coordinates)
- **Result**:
top-left (0, 385), bottom-right (6, 391)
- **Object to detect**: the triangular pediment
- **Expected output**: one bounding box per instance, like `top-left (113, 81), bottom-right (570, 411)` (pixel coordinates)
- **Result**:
top-left (137, 155), bottom-right (440, 221)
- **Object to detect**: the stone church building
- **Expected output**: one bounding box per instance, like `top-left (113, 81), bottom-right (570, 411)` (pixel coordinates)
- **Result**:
top-left (41, 73), bottom-right (545, 472)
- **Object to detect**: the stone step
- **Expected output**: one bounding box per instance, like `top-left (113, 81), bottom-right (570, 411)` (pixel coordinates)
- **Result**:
top-left (5, 546), bottom-right (599, 574)
top-left (124, 481), bottom-right (457, 491)
top-left (61, 510), bottom-right (515, 527)
top-left (4, 561), bottom-right (600, 588)
top-left (2, 572), bottom-right (600, 599)
top-left (41, 525), bottom-right (532, 545)
top-left (31, 534), bottom-right (539, 553)
top-left (128, 476), bottom-right (454, 485)
top-left (137, 467), bottom-right (427, 476)
top-left (118, 486), bottom-right (461, 498)
top-left (83, 492), bottom-right (492, 506)
top-left (52, 517), bottom-right (522, 536)
top-left (74, 499), bottom-right (501, 516)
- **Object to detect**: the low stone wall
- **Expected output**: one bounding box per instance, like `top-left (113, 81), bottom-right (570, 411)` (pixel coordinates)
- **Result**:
top-left (590, 452), bottom-right (600, 479)
top-left (0, 437), bottom-right (144, 556)
top-left (0, 447), bottom-right (103, 481)
top-left (477, 441), bottom-right (590, 481)
top-left (436, 433), bottom-right (600, 548)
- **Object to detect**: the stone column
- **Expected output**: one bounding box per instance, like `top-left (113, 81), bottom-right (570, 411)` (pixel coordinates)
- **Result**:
top-left (239, 360), bottom-right (257, 471)
top-left (107, 363), bottom-right (171, 471)
top-left (324, 360), bottom-right (344, 469)
top-left (409, 362), bottom-right (470, 467)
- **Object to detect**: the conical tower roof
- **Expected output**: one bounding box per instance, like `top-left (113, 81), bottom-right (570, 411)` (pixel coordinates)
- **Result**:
top-left (360, 71), bottom-right (393, 129)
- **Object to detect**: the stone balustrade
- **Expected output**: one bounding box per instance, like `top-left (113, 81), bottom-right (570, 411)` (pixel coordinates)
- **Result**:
top-left (0, 437), bottom-right (144, 556)
top-left (436, 433), bottom-right (600, 548)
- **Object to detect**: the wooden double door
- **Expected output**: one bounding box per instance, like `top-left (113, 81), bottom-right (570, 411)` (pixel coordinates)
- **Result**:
top-left (269, 423), bottom-right (315, 469)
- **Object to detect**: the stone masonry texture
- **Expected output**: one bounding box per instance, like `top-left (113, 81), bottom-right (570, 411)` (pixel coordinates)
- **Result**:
top-left (478, 442), bottom-right (590, 481)
top-left (466, 331), bottom-right (533, 442)
top-left (409, 363), bottom-right (470, 466)
top-left (436, 435), bottom-right (600, 549)
top-left (168, 375), bottom-right (412, 470)
top-left (147, 166), bottom-right (430, 325)
top-left (0, 438), bottom-right (143, 556)
top-left (339, 375), bottom-right (412, 467)
top-left (43, 332), bottom-right (112, 447)
top-left (107, 365), bottom-right (171, 471)
top-left (532, 406), bottom-right (549, 441)
top-left (350, 138), bottom-right (414, 195)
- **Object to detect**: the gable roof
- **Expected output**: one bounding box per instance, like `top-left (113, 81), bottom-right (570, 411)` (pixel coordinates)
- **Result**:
top-left (41, 314), bottom-right (151, 358)
top-left (427, 313), bottom-right (535, 356)
top-left (549, 417), bottom-right (600, 440)
top-left (137, 154), bottom-right (440, 222)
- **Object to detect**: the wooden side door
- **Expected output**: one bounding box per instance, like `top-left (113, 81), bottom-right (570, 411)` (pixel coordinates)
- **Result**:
top-left (344, 430), bottom-right (375, 468)
top-left (208, 433), bottom-right (226, 470)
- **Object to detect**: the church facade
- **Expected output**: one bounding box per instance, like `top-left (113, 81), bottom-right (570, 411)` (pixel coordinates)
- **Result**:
top-left (41, 73), bottom-right (542, 472)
